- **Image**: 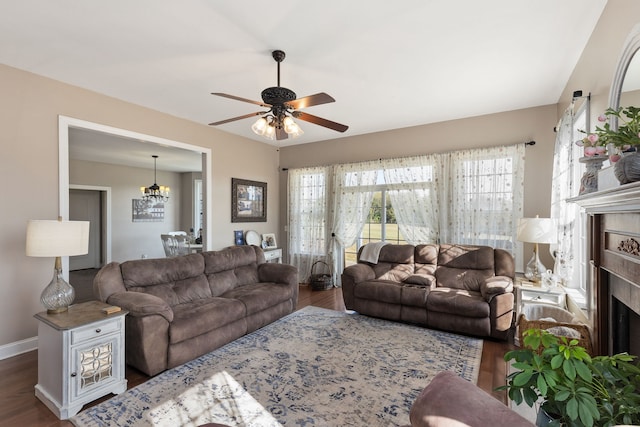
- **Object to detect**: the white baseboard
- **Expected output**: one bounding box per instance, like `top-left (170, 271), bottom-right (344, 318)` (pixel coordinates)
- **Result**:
top-left (0, 336), bottom-right (37, 360)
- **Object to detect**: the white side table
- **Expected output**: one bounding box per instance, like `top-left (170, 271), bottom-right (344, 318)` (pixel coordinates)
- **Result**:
top-left (516, 282), bottom-right (567, 319)
top-left (264, 248), bottom-right (283, 263)
top-left (34, 300), bottom-right (128, 419)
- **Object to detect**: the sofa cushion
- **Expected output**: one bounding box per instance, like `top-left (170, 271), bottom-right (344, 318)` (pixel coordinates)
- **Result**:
top-left (354, 280), bottom-right (404, 304)
top-left (222, 282), bottom-right (295, 315)
top-left (435, 266), bottom-right (493, 292)
top-left (170, 297), bottom-right (246, 344)
top-left (203, 247), bottom-right (261, 295)
top-left (426, 288), bottom-right (489, 318)
top-left (361, 244), bottom-right (416, 282)
top-left (121, 254), bottom-right (210, 306)
top-left (414, 244), bottom-right (438, 275)
top-left (437, 244), bottom-right (495, 269)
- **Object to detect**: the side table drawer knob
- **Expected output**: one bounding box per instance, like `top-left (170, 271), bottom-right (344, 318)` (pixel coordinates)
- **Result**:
top-left (95, 329), bottom-right (101, 333)
top-left (70, 372), bottom-right (77, 377)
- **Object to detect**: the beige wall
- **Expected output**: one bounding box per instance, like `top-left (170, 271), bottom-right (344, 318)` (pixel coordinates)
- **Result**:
top-left (0, 64), bottom-right (280, 349)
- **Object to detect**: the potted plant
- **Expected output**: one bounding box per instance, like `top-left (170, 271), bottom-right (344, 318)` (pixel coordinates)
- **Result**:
top-left (581, 106), bottom-right (640, 184)
top-left (499, 328), bottom-right (640, 427)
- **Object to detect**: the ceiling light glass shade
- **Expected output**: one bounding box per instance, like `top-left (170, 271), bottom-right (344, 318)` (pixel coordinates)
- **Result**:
top-left (264, 123), bottom-right (276, 140)
top-left (26, 219), bottom-right (90, 313)
top-left (251, 117), bottom-right (268, 135)
top-left (288, 122), bottom-right (304, 138)
top-left (283, 116), bottom-right (304, 138)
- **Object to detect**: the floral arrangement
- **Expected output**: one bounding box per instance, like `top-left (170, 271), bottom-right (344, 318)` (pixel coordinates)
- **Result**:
top-left (578, 106), bottom-right (640, 161)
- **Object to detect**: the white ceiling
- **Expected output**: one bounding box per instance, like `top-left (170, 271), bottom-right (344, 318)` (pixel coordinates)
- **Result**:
top-left (2, 1), bottom-right (608, 167)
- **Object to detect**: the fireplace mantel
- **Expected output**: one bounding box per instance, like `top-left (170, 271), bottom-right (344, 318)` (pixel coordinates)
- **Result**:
top-left (570, 181), bottom-right (640, 355)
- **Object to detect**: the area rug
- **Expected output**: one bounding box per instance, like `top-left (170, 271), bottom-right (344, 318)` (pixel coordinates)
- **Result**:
top-left (71, 306), bottom-right (483, 427)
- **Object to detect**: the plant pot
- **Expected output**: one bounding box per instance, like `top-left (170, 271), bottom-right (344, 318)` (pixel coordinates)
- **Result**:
top-left (535, 407), bottom-right (558, 427)
top-left (614, 151), bottom-right (640, 184)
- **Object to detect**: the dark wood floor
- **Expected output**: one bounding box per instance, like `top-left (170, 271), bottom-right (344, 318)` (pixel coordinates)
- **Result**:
top-left (0, 285), bottom-right (513, 426)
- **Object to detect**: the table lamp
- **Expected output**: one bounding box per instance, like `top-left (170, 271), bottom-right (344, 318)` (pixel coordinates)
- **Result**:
top-left (26, 217), bottom-right (90, 313)
top-left (517, 216), bottom-right (557, 283)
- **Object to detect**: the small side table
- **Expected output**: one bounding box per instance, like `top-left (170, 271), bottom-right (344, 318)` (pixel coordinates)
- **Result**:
top-left (264, 248), bottom-right (283, 263)
top-left (515, 281), bottom-right (566, 319)
top-left (34, 300), bottom-right (128, 419)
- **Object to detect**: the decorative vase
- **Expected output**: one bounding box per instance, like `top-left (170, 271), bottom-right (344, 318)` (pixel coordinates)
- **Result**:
top-left (579, 155), bottom-right (606, 194)
top-left (535, 408), bottom-right (556, 427)
top-left (613, 151), bottom-right (640, 184)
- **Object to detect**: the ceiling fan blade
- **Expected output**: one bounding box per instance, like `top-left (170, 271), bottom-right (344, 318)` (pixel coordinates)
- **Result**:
top-left (208, 111), bottom-right (264, 126)
top-left (286, 92), bottom-right (335, 110)
top-left (276, 127), bottom-right (288, 141)
top-left (293, 111), bottom-right (349, 133)
top-left (211, 92), bottom-right (270, 108)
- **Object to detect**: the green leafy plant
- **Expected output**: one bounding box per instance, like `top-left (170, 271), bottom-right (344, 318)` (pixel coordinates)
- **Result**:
top-left (498, 329), bottom-right (640, 427)
top-left (585, 106), bottom-right (640, 150)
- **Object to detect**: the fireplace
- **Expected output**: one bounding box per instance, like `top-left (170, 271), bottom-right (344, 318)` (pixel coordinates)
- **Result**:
top-left (610, 277), bottom-right (640, 356)
top-left (572, 182), bottom-right (640, 356)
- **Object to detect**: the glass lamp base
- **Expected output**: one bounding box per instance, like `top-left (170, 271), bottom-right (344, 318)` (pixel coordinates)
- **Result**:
top-left (41, 268), bottom-right (75, 314)
top-left (524, 250), bottom-right (547, 283)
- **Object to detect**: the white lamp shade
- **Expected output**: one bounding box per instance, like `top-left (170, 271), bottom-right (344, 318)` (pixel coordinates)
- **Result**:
top-left (26, 220), bottom-right (90, 257)
top-left (517, 217), bottom-right (558, 244)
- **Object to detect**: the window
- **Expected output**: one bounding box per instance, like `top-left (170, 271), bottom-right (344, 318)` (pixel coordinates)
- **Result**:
top-left (289, 168), bottom-right (329, 256)
top-left (345, 189), bottom-right (408, 266)
top-left (288, 144), bottom-right (524, 284)
top-left (550, 102), bottom-right (588, 302)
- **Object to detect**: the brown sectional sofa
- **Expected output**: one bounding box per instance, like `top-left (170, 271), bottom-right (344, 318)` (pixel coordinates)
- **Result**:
top-left (93, 245), bottom-right (298, 376)
top-left (341, 243), bottom-right (515, 340)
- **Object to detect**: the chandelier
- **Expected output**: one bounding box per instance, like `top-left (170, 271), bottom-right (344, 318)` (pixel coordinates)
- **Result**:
top-left (140, 155), bottom-right (170, 202)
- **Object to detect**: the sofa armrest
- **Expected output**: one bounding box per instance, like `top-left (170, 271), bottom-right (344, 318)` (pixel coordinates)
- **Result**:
top-left (93, 262), bottom-right (125, 302)
top-left (480, 275), bottom-right (513, 301)
top-left (258, 263), bottom-right (298, 286)
top-left (403, 274), bottom-right (436, 287)
top-left (107, 291), bottom-right (174, 323)
top-left (342, 263), bottom-right (376, 283)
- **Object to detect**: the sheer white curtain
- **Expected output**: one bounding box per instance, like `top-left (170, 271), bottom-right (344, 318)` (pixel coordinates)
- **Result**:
top-left (329, 161), bottom-right (378, 284)
top-left (288, 166), bottom-right (331, 284)
top-left (550, 105), bottom-right (584, 287)
top-left (440, 144), bottom-right (525, 251)
top-left (383, 154), bottom-right (440, 244)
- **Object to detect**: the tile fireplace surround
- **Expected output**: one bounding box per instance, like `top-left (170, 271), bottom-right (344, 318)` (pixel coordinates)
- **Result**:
top-left (571, 181), bottom-right (640, 356)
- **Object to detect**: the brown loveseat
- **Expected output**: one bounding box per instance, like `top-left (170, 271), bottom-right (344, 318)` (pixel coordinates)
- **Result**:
top-left (93, 245), bottom-right (298, 376)
top-left (341, 244), bottom-right (515, 340)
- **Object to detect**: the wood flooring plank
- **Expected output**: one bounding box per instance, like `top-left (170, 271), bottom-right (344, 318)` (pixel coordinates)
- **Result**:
top-left (0, 285), bottom-right (510, 426)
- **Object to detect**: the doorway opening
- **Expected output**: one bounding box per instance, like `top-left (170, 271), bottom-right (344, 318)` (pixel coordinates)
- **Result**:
top-left (58, 115), bottom-right (212, 280)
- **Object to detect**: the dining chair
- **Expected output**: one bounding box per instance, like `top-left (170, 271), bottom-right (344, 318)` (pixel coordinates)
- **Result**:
top-left (161, 234), bottom-right (192, 257)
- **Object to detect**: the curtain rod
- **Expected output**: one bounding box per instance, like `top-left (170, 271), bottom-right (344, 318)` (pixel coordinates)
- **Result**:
top-left (281, 140), bottom-right (535, 171)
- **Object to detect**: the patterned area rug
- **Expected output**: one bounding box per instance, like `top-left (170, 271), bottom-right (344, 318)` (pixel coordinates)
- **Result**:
top-left (71, 306), bottom-right (483, 427)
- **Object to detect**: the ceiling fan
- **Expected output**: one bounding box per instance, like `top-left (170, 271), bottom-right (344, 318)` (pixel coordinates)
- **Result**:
top-left (208, 50), bottom-right (348, 141)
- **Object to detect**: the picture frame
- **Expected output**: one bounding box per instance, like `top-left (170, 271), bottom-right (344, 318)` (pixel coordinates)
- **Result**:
top-left (232, 178), bottom-right (267, 223)
top-left (234, 230), bottom-right (244, 245)
top-left (262, 233), bottom-right (277, 249)
top-left (132, 199), bottom-right (164, 222)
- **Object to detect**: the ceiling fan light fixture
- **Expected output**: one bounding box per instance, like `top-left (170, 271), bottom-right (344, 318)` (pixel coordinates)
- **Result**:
top-left (251, 117), bottom-right (268, 136)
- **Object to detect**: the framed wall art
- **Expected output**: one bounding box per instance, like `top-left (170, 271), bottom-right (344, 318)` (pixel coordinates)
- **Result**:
top-left (231, 178), bottom-right (266, 222)
top-left (132, 199), bottom-right (164, 222)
